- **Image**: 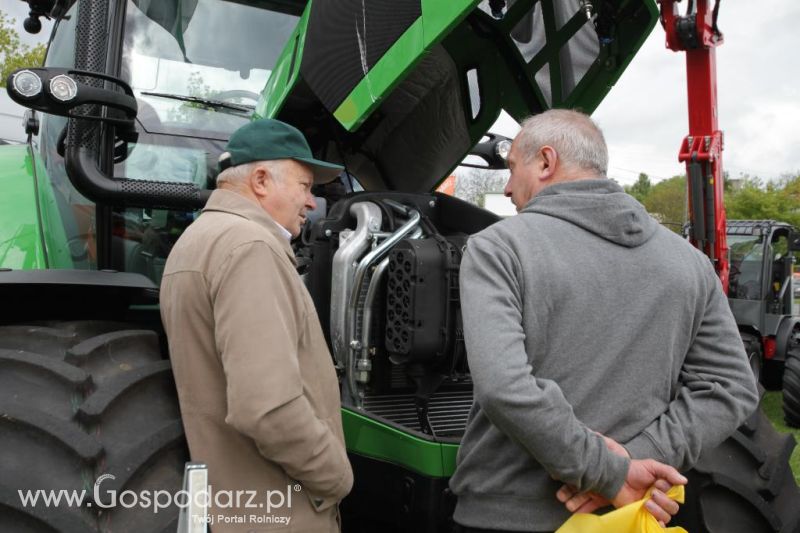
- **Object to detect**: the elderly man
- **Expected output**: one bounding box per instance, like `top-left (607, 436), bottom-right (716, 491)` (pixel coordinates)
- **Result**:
top-left (160, 119), bottom-right (352, 532)
top-left (449, 109), bottom-right (758, 533)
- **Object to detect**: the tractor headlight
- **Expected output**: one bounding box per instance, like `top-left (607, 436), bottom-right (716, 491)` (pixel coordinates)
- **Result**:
top-left (495, 139), bottom-right (512, 162)
top-left (11, 70), bottom-right (43, 98)
top-left (49, 75), bottom-right (78, 102)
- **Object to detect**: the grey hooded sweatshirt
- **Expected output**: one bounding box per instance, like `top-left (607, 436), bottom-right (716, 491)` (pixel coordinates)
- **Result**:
top-left (450, 179), bottom-right (758, 532)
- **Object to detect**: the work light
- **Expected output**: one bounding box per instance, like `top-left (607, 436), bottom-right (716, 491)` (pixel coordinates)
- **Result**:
top-left (495, 139), bottom-right (512, 161)
top-left (11, 70), bottom-right (43, 98)
top-left (49, 75), bottom-right (78, 102)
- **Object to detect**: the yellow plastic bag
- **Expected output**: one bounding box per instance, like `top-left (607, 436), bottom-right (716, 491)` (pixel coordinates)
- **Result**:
top-left (555, 485), bottom-right (687, 533)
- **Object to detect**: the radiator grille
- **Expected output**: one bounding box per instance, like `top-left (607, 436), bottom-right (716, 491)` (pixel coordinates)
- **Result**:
top-left (362, 388), bottom-right (473, 438)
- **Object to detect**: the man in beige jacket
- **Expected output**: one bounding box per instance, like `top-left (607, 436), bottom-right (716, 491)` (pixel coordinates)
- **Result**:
top-left (160, 119), bottom-right (353, 532)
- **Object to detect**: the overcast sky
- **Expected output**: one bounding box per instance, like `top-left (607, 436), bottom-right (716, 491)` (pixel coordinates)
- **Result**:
top-left (4, 1), bottom-right (52, 45)
top-left (6, 1), bottom-right (799, 186)
top-left (594, 1), bottom-right (800, 185)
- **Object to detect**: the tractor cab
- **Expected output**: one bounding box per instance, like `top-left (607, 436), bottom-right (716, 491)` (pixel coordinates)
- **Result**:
top-left (728, 221), bottom-right (797, 314)
top-left (727, 220), bottom-right (800, 383)
top-left (10, 0), bottom-right (303, 281)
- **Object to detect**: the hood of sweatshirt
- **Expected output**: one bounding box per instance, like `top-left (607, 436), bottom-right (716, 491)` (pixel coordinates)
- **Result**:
top-left (521, 178), bottom-right (658, 248)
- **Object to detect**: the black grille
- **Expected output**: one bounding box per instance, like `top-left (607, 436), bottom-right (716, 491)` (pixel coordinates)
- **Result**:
top-left (385, 237), bottom-right (464, 364)
top-left (385, 248), bottom-right (414, 354)
top-left (118, 179), bottom-right (204, 208)
top-left (363, 387), bottom-right (473, 438)
top-left (69, 0), bottom-right (108, 150)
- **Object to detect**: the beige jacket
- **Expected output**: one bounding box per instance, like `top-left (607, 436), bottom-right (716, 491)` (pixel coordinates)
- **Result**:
top-left (161, 189), bottom-right (352, 532)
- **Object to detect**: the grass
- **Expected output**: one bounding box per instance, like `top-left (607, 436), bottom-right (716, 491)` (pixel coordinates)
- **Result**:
top-left (762, 390), bottom-right (800, 484)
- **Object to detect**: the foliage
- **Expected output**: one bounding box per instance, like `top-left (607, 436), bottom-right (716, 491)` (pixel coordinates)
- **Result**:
top-left (0, 10), bottom-right (46, 81)
top-left (726, 175), bottom-right (800, 228)
top-left (641, 175), bottom-right (687, 233)
top-left (624, 173), bottom-right (652, 203)
top-left (631, 172), bottom-right (800, 233)
top-left (453, 166), bottom-right (510, 208)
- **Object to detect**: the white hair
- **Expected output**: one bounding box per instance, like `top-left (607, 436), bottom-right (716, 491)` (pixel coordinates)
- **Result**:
top-left (516, 109), bottom-right (608, 175)
top-left (215, 160), bottom-right (287, 187)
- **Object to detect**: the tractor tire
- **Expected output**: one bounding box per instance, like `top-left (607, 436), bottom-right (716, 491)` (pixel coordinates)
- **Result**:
top-left (0, 321), bottom-right (188, 533)
top-left (674, 403), bottom-right (800, 532)
top-left (783, 341), bottom-right (800, 428)
top-left (741, 333), bottom-right (764, 387)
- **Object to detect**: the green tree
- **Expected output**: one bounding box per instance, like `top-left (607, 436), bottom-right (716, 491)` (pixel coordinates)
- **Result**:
top-left (624, 172), bottom-right (652, 203)
top-left (0, 10), bottom-right (46, 81)
top-left (725, 175), bottom-right (800, 228)
top-left (626, 169), bottom-right (800, 235)
top-left (642, 175), bottom-right (686, 233)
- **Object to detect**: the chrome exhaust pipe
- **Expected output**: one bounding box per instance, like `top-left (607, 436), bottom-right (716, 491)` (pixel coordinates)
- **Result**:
top-left (354, 257), bottom-right (390, 385)
top-left (330, 202), bottom-right (382, 371)
top-left (345, 208), bottom-right (421, 404)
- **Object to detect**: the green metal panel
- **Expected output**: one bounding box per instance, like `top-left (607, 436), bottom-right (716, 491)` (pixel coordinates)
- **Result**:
top-left (0, 145), bottom-right (47, 269)
top-left (332, 19), bottom-right (424, 128)
top-left (258, 0), bottom-right (659, 193)
top-left (0, 144), bottom-right (72, 270)
top-left (256, 4), bottom-right (312, 120)
top-left (421, 0), bottom-right (481, 46)
top-left (342, 407), bottom-right (459, 478)
top-left (31, 147), bottom-right (73, 269)
top-left (333, 0), bottom-right (479, 130)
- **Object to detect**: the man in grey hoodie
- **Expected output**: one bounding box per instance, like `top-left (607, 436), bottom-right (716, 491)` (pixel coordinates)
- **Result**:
top-left (449, 109), bottom-right (759, 533)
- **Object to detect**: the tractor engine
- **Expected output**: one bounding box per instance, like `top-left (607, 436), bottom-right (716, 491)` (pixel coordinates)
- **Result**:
top-left (299, 191), bottom-right (498, 438)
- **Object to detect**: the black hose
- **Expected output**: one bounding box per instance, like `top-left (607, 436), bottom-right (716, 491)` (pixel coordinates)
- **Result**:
top-left (376, 200), bottom-right (396, 232)
top-left (712, 0), bottom-right (721, 34)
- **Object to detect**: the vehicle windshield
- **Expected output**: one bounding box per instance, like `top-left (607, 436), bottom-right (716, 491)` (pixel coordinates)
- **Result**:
top-left (111, 0), bottom-right (300, 283)
top-left (728, 234), bottom-right (764, 300)
top-left (122, 0), bottom-right (299, 140)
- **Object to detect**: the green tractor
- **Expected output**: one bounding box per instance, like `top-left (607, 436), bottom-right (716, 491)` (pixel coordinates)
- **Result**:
top-left (1, 1), bottom-right (799, 532)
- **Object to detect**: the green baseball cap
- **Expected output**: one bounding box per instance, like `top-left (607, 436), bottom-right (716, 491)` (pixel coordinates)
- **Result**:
top-left (218, 118), bottom-right (343, 184)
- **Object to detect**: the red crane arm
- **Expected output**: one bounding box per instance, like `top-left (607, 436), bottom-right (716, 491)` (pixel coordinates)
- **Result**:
top-left (658, 0), bottom-right (729, 293)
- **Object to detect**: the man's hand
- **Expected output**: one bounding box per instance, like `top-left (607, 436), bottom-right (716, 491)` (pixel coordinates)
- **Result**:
top-left (556, 435), bottom-right (687, 525)
top-left (556, 434), bottom-right (630, 514)
top-left (601, 434), bottom-right (629, 459)
top-left (611, 459), bottom-right (687, 507)
top-left (556, 485), bottom-right (609, 515)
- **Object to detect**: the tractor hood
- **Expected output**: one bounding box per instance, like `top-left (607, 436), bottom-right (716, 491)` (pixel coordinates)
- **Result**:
top-left (255, 0), bottom-right (658, 192)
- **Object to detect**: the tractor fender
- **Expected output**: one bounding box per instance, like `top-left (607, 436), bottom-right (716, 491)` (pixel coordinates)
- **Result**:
top-left (0, 269), bottom-right (158, 323)
top-left (775, 316), bottom-right (800, 362)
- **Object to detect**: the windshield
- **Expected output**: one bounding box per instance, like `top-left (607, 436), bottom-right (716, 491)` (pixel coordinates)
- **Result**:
top-left (110, 0), bottom-right (300, 284)
top-left (728, 234), bottom-right (764, 300)
top-left (122, 0), bottom-right (299, 139)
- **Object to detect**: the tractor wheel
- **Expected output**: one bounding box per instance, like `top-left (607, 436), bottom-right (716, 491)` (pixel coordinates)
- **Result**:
top-left (674, 403), bottom-right (800, 532)
top-left (762, 359), bottom-right (785, 392)
top-left (741, 333), bottom-right (763, 387)
top-left (0, 321), bottom-right (188, 533)
top-left (783, 340), bottom-right (800, 428)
